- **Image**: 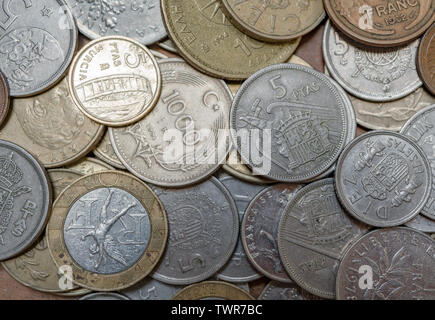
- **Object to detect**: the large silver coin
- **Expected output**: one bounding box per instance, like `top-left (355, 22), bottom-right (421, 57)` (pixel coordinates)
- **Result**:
top-left (405, 214), bottom-right (435, 233)
top-left (151, 177), bottom-right (239, 285)
top-left (335, 131), bottom-right (432, 227)
top-left (79, 292), bottom-right (129, 300)
top-left (110, 58), bottom-right (232, 187)
top-left (66, 0), bottom-right (166, 45)
top-left (323, 20), bottom-right (422, 102)
top-left (259, 280), bottom-right (319, 300)
top-left (0, 0), bottom-right (77, 97)
top-left (215, 172), bottom-right (266, 283)
top-left (0, 140), bottom-right (51, 260)
top-left (278, 178), bottom-right (368, 299)
top-left (121, 278), bottom-right (182, 300)
top-left (230, 63), bottom-right (348, 183)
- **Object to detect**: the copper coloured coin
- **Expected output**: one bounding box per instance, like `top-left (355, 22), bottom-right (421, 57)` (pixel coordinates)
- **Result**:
top-left (0, 71), bottom-right (10, 127)
top-left (418, 22), bottom-right (435, 95)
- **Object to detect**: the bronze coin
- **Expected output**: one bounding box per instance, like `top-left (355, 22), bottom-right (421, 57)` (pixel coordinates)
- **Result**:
top-left (0, 71), bottom-right (10, 127)
top-left (418, 22), bottom-right (435, 95)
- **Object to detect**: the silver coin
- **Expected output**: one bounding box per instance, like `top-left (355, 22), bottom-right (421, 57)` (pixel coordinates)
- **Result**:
top-left (67, 0), bottom-right (166, 45)
top-left (110, 58), bottom-right (232, 187)
top-left (230, 63), bottom-right (348, 183)
top-left (79, 292), bottom-right (129, 300)
top-left (0, 0), bottom-right (77, 97)
top-left (121, 278), bottom-right (182, 300)
top-left (400, 104), bottom-right (435, 221)
top-left (150, 49), bottom-right (169, 60)
top-left (151, 177), bottom-right (239, 285)
top-left (323, 20), bottom-right (422, 102)
top-left (242, 184), bottom-right (303, 283)
top-left (157, 38), bottom-right (178, 53)
top-left (259, 280), bottom-right (319, 300)
top-left (335, 131), bottom-right (433, 227)
top-left (215, 172), bottom-right (266, 283)
top-left (0, 140), bottom-right (52, 261)
top-left (405, 214), bottom-right (435, 233)
top-left (278, 178), bottom-right (369, 299)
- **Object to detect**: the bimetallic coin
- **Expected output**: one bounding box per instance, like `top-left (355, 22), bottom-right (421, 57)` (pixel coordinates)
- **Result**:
top-left (418, 23), bottom-right (435, 95)
top-left (110, 58), bottom-right (232, 187)
top-left (67, 157), bottom-right (115, 175)
top-left (94, 130), bottom-right (126, 170)
top-left (47, 171), bottom-right (168, 291)
top-left (0, 78), bottom-right (104, 168)
top-left (121, 278), bottom-right (183, 300)
top-left (161, 0), bottom-right (300, 80)
top-left (0, 72), bottom-right (10, 127)
top-left (336, 228), bottom-right (435, 300)
top-left (323, 20), bottom-right (422, 102)
top-left (68, 36), bottom-right (162, 127)
top-left (79, 292), bottom-right (129, 300)
top-left (158, 38), bottom-right (178, 54)
top-left (259, 280), bottom-right (319, 300)
top-left (405, 214), bottom-right (435, 233)
top-left (172, 281), bottom-right (254, 300)
top-left (335, 131), bottom-right (432, 227)
top-left (151, 177), bottom-right (239, 285)
top-left (0, 0), bottom-right (77, 97)
top-left (278, 178), bottom-right (369, 299)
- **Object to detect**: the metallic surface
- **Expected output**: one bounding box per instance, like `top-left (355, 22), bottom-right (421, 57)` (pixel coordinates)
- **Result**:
top-left (418, 22), bottom-right (435, 95)
top-left (172, 281), bottom-right (254, 300)
top-left (67, 157), bottom-right (115, 175)
top-left (121, 277), bottom-right (182, 300)
top-left (94, 129), bottom-right (126, 170)
top-left (0, 72), bottom-right (10, 128)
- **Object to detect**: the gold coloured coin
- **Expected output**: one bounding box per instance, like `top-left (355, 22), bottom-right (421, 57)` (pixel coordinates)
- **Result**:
top-left (172, 281), bottom-right (254, 300)
top-left (67, 157), bottom-right (115, 175)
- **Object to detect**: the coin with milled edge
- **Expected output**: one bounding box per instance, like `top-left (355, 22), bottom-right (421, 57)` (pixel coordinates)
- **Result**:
top-left (67, 157), bottom-right (115, 175)
top-left (151, 177), bottom-right (239, 285)
top-left (47, 171), bottom-right (168, 291)
top-left (68, 36), bottom-right (161, 127)
top-left (94, 130), bottom-right (126, 170)
top-left (259, 280), bottom-right (320, 300)
top-left (336, 227), bottom-right (435, 300)
top-left (0, 0), bottom-right (77, 97)
top-left (405, 214), bottom-right (435, 233)
top-left (79, 292), bottom-right (129, 300)
top-left (418, 23), bottom-right (435, 95)
top-left (121, 278), bottom-right (183, 300)
top-left (0, 72), bottom-right (10, 127)
top-left (172, 281), bottom-right (254, 300)
top-left (335, 131), bottom-right (432, 227)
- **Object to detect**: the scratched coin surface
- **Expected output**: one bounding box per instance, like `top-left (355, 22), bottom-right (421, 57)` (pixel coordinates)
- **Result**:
top-left (68, 36), bottom-right (162, 126)
top-left (47, 171), bottom-right (168, 291)
top-left (161, 0), bottom-right (300, 80)
top-left (0, 0), bottom-right (77, 97)
top-left (0, 78), bottom-right (104, 168)
top-left (323, 20), bottom-right (422, 102)
top-left (110, 58), bottom-right (232, 187)
top-left (0, 72), bottom-right (10, 127)
top-left (278, 178), bottom-right (368, 299)
top-left (79, 292), bottom-right (129, 300)
top-left (324, 0), bottom-right (435, 47)
top-left (67, 157), bottom-right (115, 175)
top-left (336, 227), bottom-right (435, 300)
top-left (94, 129), bottom-right (126, 170)
top-left (259, 280), bottom-right (319, 300)
top-left (335, 131), bottom-right (432, 227)
top-left (172, 281), bottom-right (254, 300)
top-left (242, 184), bottom-right (303, 283)
top-left (230, 63), bottom-right (348, 182)
top-left (405, 214), bottom-right (435, 233)
top-left (151, 177), bottom-right (239, 285)
top-left (418, 22), bottom-right (435, 95)
top-left (121, 278), bottom-right (182, 300)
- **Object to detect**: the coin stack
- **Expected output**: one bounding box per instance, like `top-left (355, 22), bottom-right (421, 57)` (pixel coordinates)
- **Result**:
top-left (0, 0), bottom-right (433, 301)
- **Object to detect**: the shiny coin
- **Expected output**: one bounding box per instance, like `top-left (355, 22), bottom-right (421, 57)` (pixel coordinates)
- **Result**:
top-left (68, 36), bottom-right (162, 127)
top-left (151, 177), bottom-right (239, 285)
top-left (335, 131), bottom-right (432, 227)
top-left (172, 281), bottom-right (254, 300)
top-left (161, 0), bottom-right (300, 80)
top-left (94, 130), bottom-right (126, 170)
top-left (67, 157), bottom-right (115, 175)
top-left (278, 178), bottom-right (369, 299)
top-left (405, 214), bottom-right (435, 233)
top-left (0, 71), bottom-right (10, 127)
top-left (110, 58), bottom-right (232, 187)
top-left (0, 0), bottom-right (77, 97)
top-left (121, 278), bottom-right (183, 300)
top-left (158, 38), bottom-right (178, 54)
top-left (259, 280), bottom-right (319, 300)
top-left (418, 22), bottom-right (435, 95)
top-left (0, 78), bottom-right (104, 168)
top-left (79, 292), bottom-right (129, 300)
top-left (336, 227), bottom-right (435, 300)
top-left (47, 171), bottom-right (168, 291)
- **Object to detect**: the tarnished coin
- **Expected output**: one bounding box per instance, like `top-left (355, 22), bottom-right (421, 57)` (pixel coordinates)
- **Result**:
top-left (0, 71), bottom-right (10, 127)
top-left (67, 0), bottom-right (167, 46)
top-left (259, 280), bottom-right (319, 300)
top-left (405, 214), bottom-right (435, 233)
top-left (230, 63), bottom-right (348, 182)
top-left (323, 20), bottom-right (422, 102)
top-left (158, 38), bottom-right (178, 54)
top-left (56, 287), bottom-right (92, 297)
top-left (79, 292), bottom-right (129, 300)
top-left (161, 0), bottom-right (300, 80)
top-left (151, 177), bottom-right (239, 285)
top-left (94, 130), bottom-right (126, 170)
top-left (68, 36), bottom-right (162, 127)
top-left (47, 171), bottom-right (168, 291)
top-left (0, 140), bottom-right (52, 261)
top-left (335, 131), bottom-right (432, 227)
top-left (336, 227), bottom-right (435, 300)
top-left (220, 0), bottom-right (325, 42)
top-left (110, 58), bottom-right (232, 187)
top-left (324, 0), bottom-right (435, 47)
top-left (0, 0), bottom-right (77, 97)
top-left (242, 184), bottom-right (303, 283)
top-left (121, 278), bottom-right (183, 300)
top-left (418, 23), bottom-right (435, 95)
top-left (67, 157), bottom-right (115, 175)
top-left (215, 172), bottom-right (266, 283)
top-left (278, 178), bottom-right (368, 299)
top-left (172, 281), bottom-right (254, 300)
top-left (0, 78), bottom-right (104, 168)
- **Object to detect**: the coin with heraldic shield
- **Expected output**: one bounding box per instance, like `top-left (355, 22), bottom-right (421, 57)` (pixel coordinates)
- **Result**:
top-left (418, 22), bottom-right (435, 95)
top-left (47, 171), bottom-right (168, 291)
top-left (0, 72), bottom-right (10, 127)
top-left (172, 281), bottom-right (254, 300)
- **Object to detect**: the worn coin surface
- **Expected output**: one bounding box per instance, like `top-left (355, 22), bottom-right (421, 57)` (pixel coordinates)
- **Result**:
top-left (278, 178), bottom-right (368, 299)
top-left (336, 227), bottom-right (435, 300)
top-left (323, 20), bottom-right (422, 102)
top-left (220, 0), bottom-right (325, 42)
top-left (0, 72), bottom-right (10, 127)
top-left (242, 184), bottom-right (303, 283)
top-left (68, 36), bottom-right (161, 126)
top-left (94, 130), bottom-right (126, 170)
top-left (230, 63), bottom-right (348, 182)
top-left (67, 157), bottom-right (115, 175)
top-left (48, 169), bottom-right (83, 199)
top-left (79, 292), bottom-right (129, 300)
top-left (121, 278), bottom-right (183, 300)
top-left (259, 280), bottom-right (319, 300)
top-left (158, 38), bottom-right (178, 54)
top-left (47, 171), bottom-right (168, 291)
top-left (172, 281), bottom-right (254, 300)
top-left (110, 58), bottom-right (232, 187)
top-left (0, 78), bottom-right (104, 168)
top-left (335, 131), bottom-right (432, 227)
top-left (418, 22), bottom-right (435, 95)
top-left (161, 0), bottom-right (300, 80)
top-left (405, 214), bottom-right (435, 233)
top-left (151, 177), bottom-right (239, 285)
top-left (324, 0), bottom-right (435, 47)
top-left (56, 287), bottom-right (92, 297)
top-left (0, 0), bottom-right (77, 97)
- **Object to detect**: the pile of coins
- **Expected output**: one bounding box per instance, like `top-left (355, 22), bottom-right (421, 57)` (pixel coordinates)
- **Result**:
top-left (0, 0), bottom-right (433, 301)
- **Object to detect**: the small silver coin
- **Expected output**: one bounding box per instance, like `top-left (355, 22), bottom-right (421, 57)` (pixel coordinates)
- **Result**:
top-left (158, 38), bottom-right (178, 53)
top-left (405, 214), bottom-right (435, 233)
top-left (259, 280), bottom-right (319, 300)
top-left (79, 292), bottom-right (129, 300)
top-left (121, 278), bottom-right (182, 300)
